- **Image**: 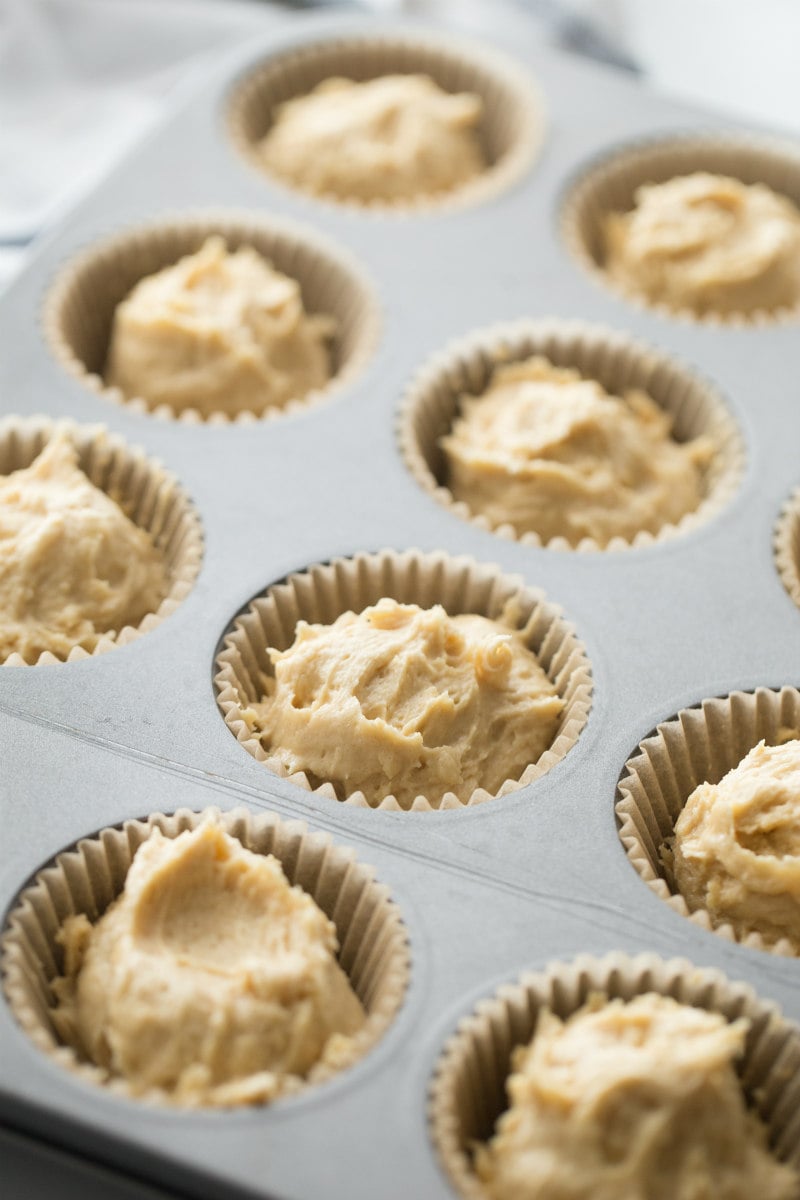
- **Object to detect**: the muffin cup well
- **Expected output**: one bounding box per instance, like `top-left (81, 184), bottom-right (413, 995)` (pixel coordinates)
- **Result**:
top-left (44, 211), bottom-right (378, 423)
top-left (399, 318), bottom-right (743, 551)
top-left (429, 952), bottom-right (800, 1200)
top-left (616, 686), bottom-right (800, 956)
top-left (1, 806), bottom-right (410, 1107)
top-left (0, 416), bottom-right (202, 666)
top-left (562, 133), bottom-right (800, 325)
top-left (227, 33), bottom-right (545, 214)
top-left (214, 548), bottom-right (592, 811)
top-left (775, 487), bottom-right (800, 610)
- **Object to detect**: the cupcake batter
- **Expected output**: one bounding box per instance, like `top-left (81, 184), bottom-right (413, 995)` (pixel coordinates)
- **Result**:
top-left (259, 74), bottom-right (485, 203)
top-left (604, 173), bottom-right (800, 316)
top-left (476, 993), bottom-right (798, 1200)
top-left (673, 738), bottom-right (800, 951)
top-left (440, 356), bottom-right (712, 547)
top-left (245, 598), bottom-right (563, 808)
top-left (106, 236), bottom-right (334, 417)
top-left (52, 822), bottom-right (365, 1106)
top-left (0, 433), bottom-right (167, 663)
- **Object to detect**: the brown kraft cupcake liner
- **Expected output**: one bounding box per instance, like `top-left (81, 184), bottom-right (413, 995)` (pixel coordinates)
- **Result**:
top-left (562, 132), bottom-right (800, 325)
top-left (429, 951), bottom-right (800, 1199)
top-left (44, 209), bottom-right (379, 423)
top-left (214, 547), bottom-right (593, 811)
top-left (1, 806), bottom-right (410, 1107)
top-left (399, 316), bottom-right (744, 550)
top-left (0, 415), bottom-right (203, 666)
top-left (616, 685), bottom-right (800, 956)
top-left (775, 486), bottom-right (800, 610)
top-left (227, 32), bottom-right (545, 214)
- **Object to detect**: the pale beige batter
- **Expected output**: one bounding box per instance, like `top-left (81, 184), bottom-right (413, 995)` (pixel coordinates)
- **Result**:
top-left (258, 74), bottom-right (486, 203)
top-left (440, 356), bottom-right (712, 547)
top-left (106, 236), bottom-right (334, 417)
top-left (476, 993), bottom-right (798, 1200)
top-left (51, 822), bottom-right (365, 1106)
top-left (604, 172), bottom-right (800, 316)
top-left (244, 598), bottom-right (563, 808)
top-left (0, 434), bottom-right (167, 663)
top-left (672, 739), bottom-right (800, 951)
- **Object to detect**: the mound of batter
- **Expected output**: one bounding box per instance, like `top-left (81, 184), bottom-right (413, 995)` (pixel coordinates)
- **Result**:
top-left (604, 173), bottom-right (800, 316)
top-left (0, 433), bottom-right (167, 663)
top-left (673, 739), bottom-right (800, 951)
top-left (106, 236), bottom-right (334, 417)
top-left (245, 598), bottom-right (563, 807)
top-left (476, 993), bottom-right (798, 1200)
top-left (259, 74), bottom-right (485, 203)
top-left (51, 822), bottom-right (365, 1106)
top-left (440, 356), bottom-right (712, 547)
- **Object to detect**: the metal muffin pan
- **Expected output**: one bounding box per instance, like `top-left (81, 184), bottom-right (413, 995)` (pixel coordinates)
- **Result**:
top-left (2, 10), bottom-right (800, 1199)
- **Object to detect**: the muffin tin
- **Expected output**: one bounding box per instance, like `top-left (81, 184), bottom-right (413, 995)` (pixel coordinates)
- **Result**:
top-left (2, 10), bottom-right (800, 1199)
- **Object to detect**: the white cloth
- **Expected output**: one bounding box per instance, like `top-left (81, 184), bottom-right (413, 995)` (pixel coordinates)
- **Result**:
top-left (0, 0), bottom-right (293, 241)
top-left (558, 0), bottom-right (800, 135)
top-left (0, 0), bottom-right (549, 289)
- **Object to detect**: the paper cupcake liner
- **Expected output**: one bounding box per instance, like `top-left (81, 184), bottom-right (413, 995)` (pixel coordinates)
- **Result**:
top-left (1, 806), bottom-right (409, 1107)
top-left (214, 548), bottom-right (592, 812)
top-left (562, 132), bottom-right (800, 326)
top-left (775, 488), bottom-right (800, 610)
top-left (429, 951), bottom-right (800, 1199)
top-left (399, 317), bottom-right (743, 551)
top-left (616, 686), bottom-right (800, 956)
top-left (44, 210), bottom-right (379, 423)
top-left (227, 33), bottom-right (545, 215)
top-left (0, 416), bottom-right (203, 666)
